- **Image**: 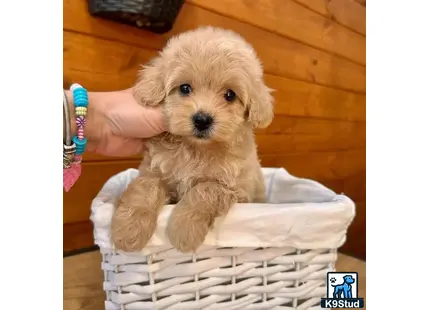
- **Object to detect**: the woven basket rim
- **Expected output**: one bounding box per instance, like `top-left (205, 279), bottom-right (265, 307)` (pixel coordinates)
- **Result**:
top-left (91, 168), bottom-right (355, 252)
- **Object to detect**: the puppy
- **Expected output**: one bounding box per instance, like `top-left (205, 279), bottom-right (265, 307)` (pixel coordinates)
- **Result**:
top-left (111, 26), bottom-right (274, 253)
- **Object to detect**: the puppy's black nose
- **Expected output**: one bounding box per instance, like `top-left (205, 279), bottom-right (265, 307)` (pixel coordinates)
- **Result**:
top-left (192, 112), bottom-right (213, 131)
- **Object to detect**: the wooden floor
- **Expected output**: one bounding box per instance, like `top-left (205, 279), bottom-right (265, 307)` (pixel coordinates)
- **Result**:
top-left (64, 251), bottom-right (366, 310)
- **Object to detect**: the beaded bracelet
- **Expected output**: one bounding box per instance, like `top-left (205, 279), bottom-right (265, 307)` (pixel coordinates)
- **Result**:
top-left (71, 83), bottom-right (88, 162)
top-left (63, 83), bottom-right (88, 192)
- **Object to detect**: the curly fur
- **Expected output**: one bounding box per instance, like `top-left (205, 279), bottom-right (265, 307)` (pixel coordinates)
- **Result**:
top-left (111, 26), bottom-right (274, 253)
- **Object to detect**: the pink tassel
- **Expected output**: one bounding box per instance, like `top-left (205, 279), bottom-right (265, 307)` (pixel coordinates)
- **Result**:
top-left (63, 163), bottom-right (82, 192)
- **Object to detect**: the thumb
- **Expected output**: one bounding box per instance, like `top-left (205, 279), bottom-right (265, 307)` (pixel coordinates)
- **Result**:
top-left (133, 106), bottom-right (168, 138)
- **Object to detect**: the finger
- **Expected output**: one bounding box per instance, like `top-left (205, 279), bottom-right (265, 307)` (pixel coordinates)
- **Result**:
top-left (134, 106), bottom-right (168, 138)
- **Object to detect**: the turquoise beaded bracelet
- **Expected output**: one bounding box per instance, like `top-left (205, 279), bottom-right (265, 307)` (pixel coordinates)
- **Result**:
top-left (70, 83), bottom-right (88, 163)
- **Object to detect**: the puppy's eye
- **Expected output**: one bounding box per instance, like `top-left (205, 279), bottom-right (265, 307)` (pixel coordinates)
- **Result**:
top-left (179, 84), bottom-right (192, 95)
top-left (224, 89), bottom-right (236, 102)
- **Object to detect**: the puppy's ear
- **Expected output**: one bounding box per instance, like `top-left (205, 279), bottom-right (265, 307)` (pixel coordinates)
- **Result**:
top-left (247, 81), bottom-right (274, 129)
top-left (132, 56), bottom-right (165, 107)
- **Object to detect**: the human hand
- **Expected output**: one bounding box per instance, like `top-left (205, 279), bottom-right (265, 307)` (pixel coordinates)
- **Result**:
top-left (66, 88), bottom-right (167, 157)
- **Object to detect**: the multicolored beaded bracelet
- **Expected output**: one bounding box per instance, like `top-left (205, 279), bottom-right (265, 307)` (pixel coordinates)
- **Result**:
top-left (63, 83), bottom-right (88, 192)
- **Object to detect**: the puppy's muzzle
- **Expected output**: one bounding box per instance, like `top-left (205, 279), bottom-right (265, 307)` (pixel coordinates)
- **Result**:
top-left (192, 111), bottom-right (213, 138)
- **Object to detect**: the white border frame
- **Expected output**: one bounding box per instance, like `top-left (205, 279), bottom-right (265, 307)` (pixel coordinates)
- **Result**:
top-left (367, 1), bottom-right (430, 308)
top-left (0, 1), bottom-right (63, 309)
top-left (0, 0), bottom-right (429, 309)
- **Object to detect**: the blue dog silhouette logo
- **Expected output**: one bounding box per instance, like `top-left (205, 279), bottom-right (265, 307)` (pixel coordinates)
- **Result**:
top-left (331, 274), bottom-right (355, 298)
top-left (321, 272), bottom-right (364, 308)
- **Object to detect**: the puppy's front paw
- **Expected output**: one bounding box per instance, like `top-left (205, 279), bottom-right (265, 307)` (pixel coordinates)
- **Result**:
top-left (166, 208), bottom-right (211, 253)
top-left (111, 206), bottom-right (157, 252)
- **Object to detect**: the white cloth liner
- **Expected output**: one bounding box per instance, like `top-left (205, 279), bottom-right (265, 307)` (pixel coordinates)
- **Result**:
top-left (90, 168), bottom-right (355, 252)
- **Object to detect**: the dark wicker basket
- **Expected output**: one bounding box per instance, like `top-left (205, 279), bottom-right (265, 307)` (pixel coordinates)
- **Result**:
top-left (88, 0), bottom-right (185, 34)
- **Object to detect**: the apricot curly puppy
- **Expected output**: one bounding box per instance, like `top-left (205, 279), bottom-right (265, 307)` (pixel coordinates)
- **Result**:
top-left (111, 26), bottom-right (274, 253)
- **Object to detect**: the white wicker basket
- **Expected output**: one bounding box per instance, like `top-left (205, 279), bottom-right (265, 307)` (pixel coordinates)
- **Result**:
top-left (90, 168), bottom-right (355, 310)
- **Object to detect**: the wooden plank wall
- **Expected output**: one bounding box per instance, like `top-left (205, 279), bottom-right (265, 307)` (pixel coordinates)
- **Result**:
top-left (63, 0), bottom-right (366, 260)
